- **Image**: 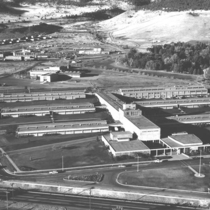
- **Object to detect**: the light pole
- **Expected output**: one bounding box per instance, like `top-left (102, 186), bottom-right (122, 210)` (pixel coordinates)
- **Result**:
top-left (199, 149), bottom-right (202, 176)
top-left (195, 148), bottom-right (205, 178)
top-left (137, 155), bottom-right (139, 172)
top-left (62, 155), bottom-right (64, 171)
top-left (89, 188), bottom-right (91, 210)
top-left (89, 187), bottom-right (94, 210)
top-left (5, 191), bottom-right (9, 210)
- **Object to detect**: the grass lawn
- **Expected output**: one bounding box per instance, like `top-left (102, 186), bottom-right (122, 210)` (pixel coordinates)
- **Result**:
top-left (9, 140), bottom-right (113, 170)
top-left (118, 166), bottom-right (210, 192)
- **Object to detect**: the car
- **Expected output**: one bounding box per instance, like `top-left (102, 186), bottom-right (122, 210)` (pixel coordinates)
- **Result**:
top-left (49, 171), bottom-right (58, 174)
top-left (118, 165), bottom-right (126, 168)
top-left (154, 159), bottom-right (163, 163)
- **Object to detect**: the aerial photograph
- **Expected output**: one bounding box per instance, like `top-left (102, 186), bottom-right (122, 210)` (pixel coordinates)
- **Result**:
top-left (1, 0), bottom-right (210, 209)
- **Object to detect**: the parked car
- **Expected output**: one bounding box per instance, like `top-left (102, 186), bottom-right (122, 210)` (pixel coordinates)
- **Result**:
top-left (118, 165), bottom-right (126, 168)
top-left (154, 159), bottom-right (163, 163)
top-left (49, 171), bottom-right (58, 174)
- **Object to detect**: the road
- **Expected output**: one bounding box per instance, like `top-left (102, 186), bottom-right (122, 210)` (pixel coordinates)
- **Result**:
top-left (0, 190), bottom-right (204, 210)
top-left (2, 158), bottom-right (210, 201)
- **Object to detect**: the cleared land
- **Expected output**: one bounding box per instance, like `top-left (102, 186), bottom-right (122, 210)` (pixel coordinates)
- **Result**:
top-left (0, 61), bottom-right (39, 76)
top-left (93, 70), bottom-right (192, 89)
top-left (118, 166), bottom-right (210, 192)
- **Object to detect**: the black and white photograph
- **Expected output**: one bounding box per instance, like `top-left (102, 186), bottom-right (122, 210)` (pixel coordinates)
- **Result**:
top-left (0, 0), bottom-right (210, 209)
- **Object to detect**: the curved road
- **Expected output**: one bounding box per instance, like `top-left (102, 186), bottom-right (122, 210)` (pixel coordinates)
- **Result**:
top-left (1, 159), bottom-right (210, 201)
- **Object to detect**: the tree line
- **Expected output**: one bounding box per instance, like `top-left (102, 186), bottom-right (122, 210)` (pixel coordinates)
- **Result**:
top-left (116, 42), bottom-right (210, 75)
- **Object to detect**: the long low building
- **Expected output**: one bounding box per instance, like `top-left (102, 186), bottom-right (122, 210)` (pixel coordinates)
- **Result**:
top-left (119, 85), bottom-right (208, 99)
top-left (154, 114), bottom-right (210, 126)
top-left (0, 90), bottom-right (86, 103)
top-left (16, 120), bottom-right (109, 137)
top-left (135, 97), bottom-right (210, 109)
top-left (1, 103), bottom-right (95, 117)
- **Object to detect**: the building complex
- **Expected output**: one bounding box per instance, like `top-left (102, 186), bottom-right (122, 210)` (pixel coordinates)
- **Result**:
top-left (96, 88), bottom-right (210, 157)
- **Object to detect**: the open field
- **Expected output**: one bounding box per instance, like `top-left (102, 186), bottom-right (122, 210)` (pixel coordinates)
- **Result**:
top-left (0, 61), bottom-right (39, 76)
top-left (93, 70), bottom-right (193, 89)
top-left (118, 166), bottom-right (210, 192)
top-left (9, 140), bottom-right (113, 170)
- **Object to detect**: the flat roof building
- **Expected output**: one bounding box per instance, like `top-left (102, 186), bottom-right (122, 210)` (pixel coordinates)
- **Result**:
top-left (0, 90), bottom-right (86, 103)
top-left (110, 131), bottom-right (133, 141)
top-left (16, 120), bottom-right (109, 137)
top-left (29, 70), bottom-right (60, 78)
top-left (1, 103), bottom-right (95, 117)
top-left (160, 133), bottom-right (203, 155)
top-left (119, 85), bottom-right (208, 99)
top-left (155, 114), bottom-right (210, 126)
top-left (102, 133), bottom-right (150, 157)
top-left (135, 97), bottom-right (210, 109)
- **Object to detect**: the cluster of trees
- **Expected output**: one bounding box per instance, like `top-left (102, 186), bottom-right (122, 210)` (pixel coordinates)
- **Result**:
top-left (131, 0), bottom-right (151, 7)
top-left (141, 0), bottom-right (210, 11)
top-left (67, 7), bottom-right (124, 20)
top-left (117, 42), bottom-right (210, 75)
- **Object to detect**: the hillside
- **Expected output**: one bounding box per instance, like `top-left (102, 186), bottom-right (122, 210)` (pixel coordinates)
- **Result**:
top-left (142, 0), bottom-right (210, 11)
top-left (0, 0), bottom-right (132, 23)
top-left (98, 10), bottom-right (210, 48)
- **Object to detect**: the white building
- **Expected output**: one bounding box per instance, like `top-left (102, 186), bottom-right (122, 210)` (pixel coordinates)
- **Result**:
top-left (102, 132), bottom-right (150, 157)
top-left (96, 92), bottom-right (160, 141)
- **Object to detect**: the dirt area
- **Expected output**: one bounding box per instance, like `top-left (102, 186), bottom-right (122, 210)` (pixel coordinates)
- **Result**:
top-left (9, 140), bottom-right (112, 170)
top-left (118, 166), bottom-right (210, 192)
top-left (93, 70), bottom-right (192, 89)
top-left (0, 61), bottom-right (39, 76)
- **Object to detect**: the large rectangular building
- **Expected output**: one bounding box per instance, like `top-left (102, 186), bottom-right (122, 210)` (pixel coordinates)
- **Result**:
top-left (135, 97), bottom-right (210, 109)
top-left (16, 120), bottom-right (109, 137)
top-left (119, 85), bottom-right (208, 99)
top-left (1, 103), bottom-right (95, 117)
top-left (0, 90), bottom-right (86, 103)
